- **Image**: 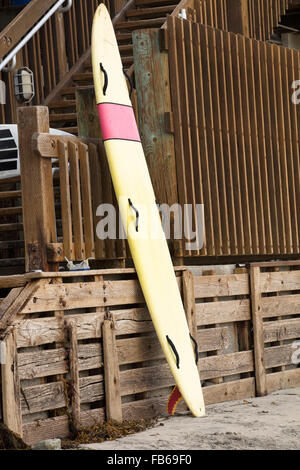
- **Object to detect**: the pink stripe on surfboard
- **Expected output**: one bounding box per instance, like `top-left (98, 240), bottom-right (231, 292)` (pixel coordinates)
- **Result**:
top-left (98, 103), bottom-right (141, 142)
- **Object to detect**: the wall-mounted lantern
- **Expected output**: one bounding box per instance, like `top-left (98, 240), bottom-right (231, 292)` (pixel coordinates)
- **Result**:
top-left (13, 66), bottom-right (35, 103)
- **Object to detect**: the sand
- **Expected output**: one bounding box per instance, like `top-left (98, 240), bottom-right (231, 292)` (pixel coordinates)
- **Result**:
top-left (79, 388), bottom-right (300, 450)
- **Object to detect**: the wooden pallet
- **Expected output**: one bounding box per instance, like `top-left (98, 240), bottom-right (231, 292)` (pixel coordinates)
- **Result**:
top-left (250, 261), bottom-right (300, 396)
top-left (1, 262), bottom-right (300, 445)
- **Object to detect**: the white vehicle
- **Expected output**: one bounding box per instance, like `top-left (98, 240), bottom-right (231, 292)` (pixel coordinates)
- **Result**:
top-left (0, 124), bottom-right (72, 180)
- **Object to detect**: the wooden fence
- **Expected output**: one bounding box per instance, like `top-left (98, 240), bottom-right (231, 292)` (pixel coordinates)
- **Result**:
top-left (0, 261), bottom-right (299, 444)
top-left (134, 19), bottom-right (300, 259)
top-left (15, 106), bottom-right (127, 273)
top-left (196, 0), bottom-right (295, 40)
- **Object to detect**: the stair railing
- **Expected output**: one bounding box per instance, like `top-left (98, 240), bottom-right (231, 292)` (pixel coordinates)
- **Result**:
top-left (0, 0), bottom-right (72, 72)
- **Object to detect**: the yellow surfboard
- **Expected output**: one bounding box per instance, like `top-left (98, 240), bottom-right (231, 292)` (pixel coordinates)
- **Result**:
top-left (92, 3), bottom-right (205, 417)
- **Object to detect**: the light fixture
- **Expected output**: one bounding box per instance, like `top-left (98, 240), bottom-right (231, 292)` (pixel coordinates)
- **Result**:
top-left (14, 67), bottom-right (35, 104)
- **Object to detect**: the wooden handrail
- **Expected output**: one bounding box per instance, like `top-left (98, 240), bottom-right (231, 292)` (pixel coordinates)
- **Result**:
top-left (0, 0), bottom-right (60, 60)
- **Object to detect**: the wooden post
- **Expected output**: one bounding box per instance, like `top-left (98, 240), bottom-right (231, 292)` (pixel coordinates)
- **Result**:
top-left (1, 329), bottom-right (23, 437)
top-left (182, 269), bottom-right (200, 382)
top-left (250, 265), bottom-right (267, 396)
top-left (76, 86), bottom-right (101, 139)
top-left (18, 106), bottom-right (57, 272)
top-left (102, 318), bottom-right (122, 422)
top-left (203, 269), bottom-right (223, 384)
top-left (235, 267), bottom-right (251, 378)
top-left (66, 319), bottom-right (81, 431)
top-left (226, 0), bottom-right (250, 36)
top-left (133, 29), bottom-right (181, 257)
top-left (182, 269), bottom-right (197, 340)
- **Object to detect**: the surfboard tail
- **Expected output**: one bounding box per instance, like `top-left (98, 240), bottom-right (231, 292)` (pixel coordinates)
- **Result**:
top-left (167, 386), bottom-right (183, 415)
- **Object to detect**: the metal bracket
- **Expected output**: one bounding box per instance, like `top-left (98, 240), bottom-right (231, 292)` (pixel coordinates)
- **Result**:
top-left (1, 55), bottom-right (16, 72)
top-left (59, 0), bottom-right (73, 13)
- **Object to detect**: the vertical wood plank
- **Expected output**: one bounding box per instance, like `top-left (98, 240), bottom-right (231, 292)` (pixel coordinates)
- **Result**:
top-left (200, 24), bottom-right (222, 255)
top-left (207, 26), bottom-right (230, 255)
top-left (103, 318), bottom-right (123, 422)
top-left (203, 269), bottom-right (223, 384)
top-left (183, 19), bottom-right (205, 256)
top-left (167, 17), bottom-right (189, 257)
top-left (88, 143), bottom-right (105, 260)
top-left (1, 329), bottom-right (23, 436)
top-left (223, 31), bottom-right (245, 254)
top-left (68, 141), bottom-right (85, 261)
top-left (66, 319), bottom-right (81, 431)
top-left (79, 142), bottom-right (95, 259)
top-left (215, 28), bottom-right (237, 255)
top-left (182, 269), bottom-right (197, 340)
top-left (250, 266), bottom-right (267, 396)
top-left (252, 39), bottom-right (273, 254)
top-left (230, 34), bottom-right (252, 254)
top-left (191, 22), bottom-right (214, 255)
top-left (58, 140), bottom-right (73, 261)
top-left (238, 34), bottom-right (259, 255)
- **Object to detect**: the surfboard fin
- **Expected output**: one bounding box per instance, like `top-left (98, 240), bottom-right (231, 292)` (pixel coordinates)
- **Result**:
top-left (167, 385), bottom-right (183, 415)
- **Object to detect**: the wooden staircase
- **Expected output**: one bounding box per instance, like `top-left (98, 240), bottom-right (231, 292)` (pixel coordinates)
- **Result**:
top-left (48, 0), bottom-right (178, 135)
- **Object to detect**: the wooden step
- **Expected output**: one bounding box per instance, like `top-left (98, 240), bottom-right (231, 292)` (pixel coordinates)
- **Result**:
top-left (0, 257), bottom-right (25, 268)
top-left (49, 113), bottom-right (78, 123)
top-left (0, 206), bottom-right (23, 216)
top-left (73, 73), bottom-right (94, 83)
top-left (0, 190), bottom-right (22, 200)
top-left (61, 87), bottom-right (76, 96)
top-left (135, 0), bottom-right (176, 6)
top-left (126, 5), bottom-right (176, 18)
top-left (58, 127), bottom-right (78, 135)
top-left (116, 32), bottom-right (133, 42)
top-left (115, 17), bottom-right (166, 30)
top-left (122, 56), bottom-right (134, 66)
top-left (119, 44), bottom-right (134, 53)
top-left (48, 100), bottom-right (76, 110)
top-left (0, 223), bottom-right (23, 232)
top-left (0, 240), bottom-right (25, 250)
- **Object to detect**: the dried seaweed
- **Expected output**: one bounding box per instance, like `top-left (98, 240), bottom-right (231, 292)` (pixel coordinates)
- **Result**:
top-left (0, 423), bottom-right (29, 450)
top-left (62, 418), bottom-right (157, 449)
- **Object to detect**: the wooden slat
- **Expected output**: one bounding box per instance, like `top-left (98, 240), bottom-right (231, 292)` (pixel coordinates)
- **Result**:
top-left (266, 369), bottom-right (300, 394)
top-left (251, 39), bottom-right (272, 253)
top-left (68, 141), bottom-right (85, 260)
top-left (196, 298), bottom-right (251, 325)
top-left (120, 350), bottom-right (254, 396)
top-left (222, 29), bottom-right (244, 254)
top-left (182, 20), bottom-right (205, 255)
top-left (261, 294), bottom-right (300, 318)
top-left (58, 140), bottom-right (73, 261)
top-left (243, 36), bottom-right (265, 254)
top-left (265, 343), bottom-right (299, 369)
top-left (66, 319), bottom-right (80, 430)
top-left (215, 28), bottom-right (237, 254)
top-left (199, 24), bottom-right (222, 255)
top-left (230, 33), bottom-right (252, 253)
top-left (207, 26), bottom-right (230, 255)
top-left (250, 266), bottom-right (267, 396)
top-left (78, 142), bottom-right (95, 259)
top-left (194, 273), bottom-right (249, 298)
top-left (260, 270), bottom-right (300, 293)
top-left (191, 21), bottom-right (214, 255)
top-left (1, 329), bottom-right (22, 436)
top-left (103, 319), bottom-right (122, 422)
top-left (264, 318), bottom-right (300, 343)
